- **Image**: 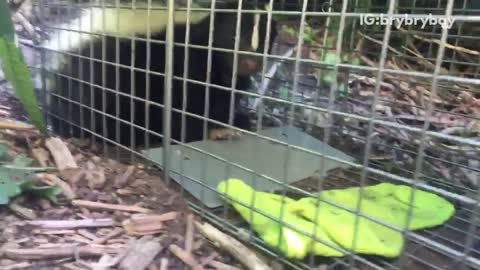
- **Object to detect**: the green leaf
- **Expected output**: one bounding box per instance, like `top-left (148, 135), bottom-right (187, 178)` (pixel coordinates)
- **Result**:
top-left (0, 38), bottom-right (47, 133)
top-left (0, 161), bottom-right (48, 205)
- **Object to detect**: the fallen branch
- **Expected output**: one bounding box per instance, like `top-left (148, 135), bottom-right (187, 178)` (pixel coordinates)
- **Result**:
top-left (72, 200), bottom-right (151, 213)
top-left (195, 222), bottom-right (271, 270)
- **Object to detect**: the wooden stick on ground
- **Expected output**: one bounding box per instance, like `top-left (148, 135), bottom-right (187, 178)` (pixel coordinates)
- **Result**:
top-left (4, 246), bottom-right (121, 260)
top-left (93, 227), bottom-right (124, 245)
top-left (72, 200), bottom-right (151, 213)
top-left (209, 260), bottom-right (242, 270)
top-left (0, 120), bottom-right (35, 130)
top-left (168, 244), bottom-right (204, 270)
top-left (185, 214), bottom-right (194, 254)
top-left (27, 218), bottom-right (114, 229)
top-left (195, 222), bottom-right (271, 270)
top-left (159, 258), bottom-right (169, 270)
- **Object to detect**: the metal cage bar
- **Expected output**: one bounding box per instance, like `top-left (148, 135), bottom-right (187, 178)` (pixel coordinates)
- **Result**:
top-left (34, 1), bottom-right (480, 269)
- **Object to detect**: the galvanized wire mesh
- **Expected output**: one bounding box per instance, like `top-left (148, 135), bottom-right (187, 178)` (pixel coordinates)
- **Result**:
top-left (33, 0), bottom-right (480, 269)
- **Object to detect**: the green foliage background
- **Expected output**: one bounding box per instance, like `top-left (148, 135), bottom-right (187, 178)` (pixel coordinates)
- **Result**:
top-left (0, 0), bottom-right (46, 133)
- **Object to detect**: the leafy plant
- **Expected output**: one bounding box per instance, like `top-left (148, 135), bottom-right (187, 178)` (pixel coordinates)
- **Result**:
top-left (0, 0), bottom-right (46, 133)
top-left (0, 144), bottom-right (60, 205)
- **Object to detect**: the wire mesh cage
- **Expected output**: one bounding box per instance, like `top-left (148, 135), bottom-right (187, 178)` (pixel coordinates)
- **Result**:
top-left (31, 0), bottom-right (480, 269)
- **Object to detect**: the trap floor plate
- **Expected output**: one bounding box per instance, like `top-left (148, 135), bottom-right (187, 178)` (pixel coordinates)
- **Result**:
top-left (143, 126), bottom-right (355, 208)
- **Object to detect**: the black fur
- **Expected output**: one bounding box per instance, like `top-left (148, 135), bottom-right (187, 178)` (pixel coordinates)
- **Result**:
top-left (48, 3), bottom-right (277, 147)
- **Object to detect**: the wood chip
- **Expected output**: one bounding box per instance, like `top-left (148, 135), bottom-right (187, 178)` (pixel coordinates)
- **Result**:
top-left (45, 137), bottom-right (78, 170)
top-left (195, 222), bottom-right (271, 270)
top-left (31, 148), bottom-right (50, 167)
top-left (168, 244), bottom-right (204, 270)
top-left (60, 168), bottom-right (85, 185)
top-left (72, 200), bottom-right (151, 213)
top-left (4, 246), bottom-right (121, 260)
top-left (114, 165), bottom-right (135, 188)
top-left (27, 218), bottom-right (115, 229)
top-left (119, 236), bottom-right (162, 270)
top-left (86, 168), bottom-right (106, 189)
top-left (122, 212), bottom-right (177, 236)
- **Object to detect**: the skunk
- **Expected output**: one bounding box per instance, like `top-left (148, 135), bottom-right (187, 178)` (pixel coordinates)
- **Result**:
top-left (41, 1), bottom-right (277, 147)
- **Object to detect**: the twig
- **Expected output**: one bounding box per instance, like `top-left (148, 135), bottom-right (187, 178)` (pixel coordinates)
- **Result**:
top-left (0, 262), bottom-right (32, 270)
top-left (27, 218), bottom-right (115, 229)
top-left (0, 120), bottom-right (34, 130)
top-left (398, 27), bottom-right (480, 55)
top-left (93, 227), bottom-right (124, 245)
top-left (72, 200), bottom-right (151, 213)
top-left (9, 197), bottom-right (37, 220)
top-left (159, 258), bottom-right (168, 270)
top-left (4, 246), bottom-right (121, 260)
top-left (209, 260), bottom-right (242, 270)
top-left (195, 222), bottom-right (271, 270)
top-left (358, 31), bottom-right (402, 56)
top-left (168, 244), bottom-right (204, 270)
top-left (199, 252), bottom-right (219, 268)
top-left (185, 214), bottom-right (194, 254)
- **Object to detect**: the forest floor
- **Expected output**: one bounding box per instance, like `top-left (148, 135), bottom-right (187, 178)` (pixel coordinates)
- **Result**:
top-left (0, 77), bottom-right (271, 269)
